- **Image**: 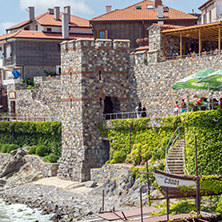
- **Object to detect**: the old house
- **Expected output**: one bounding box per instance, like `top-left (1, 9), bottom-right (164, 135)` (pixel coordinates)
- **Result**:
top-left (90, 0), bottom-right (198, 48)
top-left (199, 0), bottom-right (222, 24)
top-left (0, 6), bottom-right (93, 86)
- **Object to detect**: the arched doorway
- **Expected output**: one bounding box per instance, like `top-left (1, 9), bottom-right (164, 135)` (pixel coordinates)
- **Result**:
top-left (103, 96), bottom-right (120, 119)
top-left (103, 96), bottom-right (113, 118)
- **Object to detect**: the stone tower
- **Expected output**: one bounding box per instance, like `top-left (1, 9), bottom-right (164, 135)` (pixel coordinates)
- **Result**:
top-left (57, 39), bottom-right (131, 181)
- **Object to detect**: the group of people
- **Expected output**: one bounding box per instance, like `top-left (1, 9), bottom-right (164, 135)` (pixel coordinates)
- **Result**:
top-left (173, 99), bottom-right (187, 115)
top-left (135, 103), bottom-right (147, 118)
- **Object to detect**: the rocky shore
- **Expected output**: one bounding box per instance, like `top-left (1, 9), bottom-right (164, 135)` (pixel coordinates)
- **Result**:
top-left (0, 175), bottom-right (152, 222)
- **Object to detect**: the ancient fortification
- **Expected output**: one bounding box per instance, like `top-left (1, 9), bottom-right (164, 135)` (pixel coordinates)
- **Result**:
top-left (7, 25), bottom-right (222, 181)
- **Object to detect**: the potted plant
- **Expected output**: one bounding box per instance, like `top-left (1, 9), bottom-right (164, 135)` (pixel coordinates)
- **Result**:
top-left (188, 101), bottom-right (194, 106)
top-left (161, 56), bottom-right (166, 61)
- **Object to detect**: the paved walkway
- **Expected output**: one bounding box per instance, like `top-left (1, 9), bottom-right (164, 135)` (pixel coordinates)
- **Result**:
top-left (33, 177), bottom-right (93, 194)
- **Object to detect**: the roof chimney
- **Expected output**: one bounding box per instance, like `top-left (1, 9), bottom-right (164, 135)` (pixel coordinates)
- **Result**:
top-left (54, 6), bottom-right (60, 20)
top-left (155, 0), bottom-right (162, 8)
top-left (106, 6), bottom-right (112, 13)
top-left (158, 5), bottom-right (164, 19)
top-left (64, 6), bottom-right (71, 23)
top-left (62, 13), bottom-right (69, 39)
top-left (48, 8), bottom-right (54, 14)
top-left (28, 7), bottom-right (35, 21)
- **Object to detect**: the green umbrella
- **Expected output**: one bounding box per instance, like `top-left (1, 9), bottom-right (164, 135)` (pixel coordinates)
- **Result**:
top-left (197, 69), bottom-right (222, 85)
top-left (172, 68), bottom-right (216, 90)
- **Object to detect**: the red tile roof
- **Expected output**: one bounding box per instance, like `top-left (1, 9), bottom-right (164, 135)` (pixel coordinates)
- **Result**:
top-left (7, 12), bottom-right (90, 31)
top-left (91, 0), bottom-right (198, 21)
top-left (151, 23), bottom-right (185, 30)
top-left (0, 30), bottom-right (93, 41)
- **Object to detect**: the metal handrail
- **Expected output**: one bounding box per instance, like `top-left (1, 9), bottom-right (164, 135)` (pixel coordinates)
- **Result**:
top-left (182, 144), bottom-right (189, 175)
top-left (165, 126), bottom-right (181, 173)
top-left (165, 126), bottom-right (187, 174)
top-left (0, 115), bottom-right (60, 122)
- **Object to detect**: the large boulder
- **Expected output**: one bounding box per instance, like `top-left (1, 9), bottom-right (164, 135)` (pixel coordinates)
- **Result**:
top-left (0, 148), bottom-right (26, 178)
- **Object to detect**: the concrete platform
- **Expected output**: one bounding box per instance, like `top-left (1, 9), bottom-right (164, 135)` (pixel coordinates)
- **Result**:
top-left (33, 177), bottom-right (93, 194)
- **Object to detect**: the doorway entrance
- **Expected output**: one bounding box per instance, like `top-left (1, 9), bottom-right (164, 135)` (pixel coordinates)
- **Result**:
top-left (103, 96), bottom-right (120, 119)
top-left (10, 101), bottom-right (15, 114)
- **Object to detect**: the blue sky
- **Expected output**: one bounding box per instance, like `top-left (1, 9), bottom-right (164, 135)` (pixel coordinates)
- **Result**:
top-left (0, 0), bottom-right (206, 36)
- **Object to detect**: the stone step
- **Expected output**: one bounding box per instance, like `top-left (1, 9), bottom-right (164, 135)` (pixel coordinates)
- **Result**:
top-left (167, 160), bottom-right (183, 164)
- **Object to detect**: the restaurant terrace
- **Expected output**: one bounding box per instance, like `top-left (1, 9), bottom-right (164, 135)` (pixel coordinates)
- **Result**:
top-left (161, 21), bottom-right (222, 60)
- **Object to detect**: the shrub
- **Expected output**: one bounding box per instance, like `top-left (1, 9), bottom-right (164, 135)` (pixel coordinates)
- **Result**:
top-left (48, 153), bottom-right (58, 163)
top-left (36, 145), bottom-right (48, 157)
top-left (7, 144), bottom-right (19, 153)
top-left (28, 145), bottom-right (37, 154)
top-left (216, 195), bottom-right (222, 215)
top-left (1, 144), bottom-right (10, 153)
top-left (113, 151), bottom-right (126, 163)
top-left (43, 155), bottom-right (50, 163)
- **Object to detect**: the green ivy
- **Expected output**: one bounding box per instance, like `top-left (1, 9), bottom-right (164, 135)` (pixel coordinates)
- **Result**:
top-left (0, 121), bottom-right (62, 157)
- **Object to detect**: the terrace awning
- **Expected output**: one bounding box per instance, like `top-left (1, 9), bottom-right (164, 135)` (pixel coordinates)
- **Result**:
top-left (161, 21), bottom-right (222, 57)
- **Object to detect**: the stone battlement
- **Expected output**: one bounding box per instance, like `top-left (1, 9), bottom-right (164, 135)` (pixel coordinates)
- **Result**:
top-left (61, 39), bottom-right (130, 51)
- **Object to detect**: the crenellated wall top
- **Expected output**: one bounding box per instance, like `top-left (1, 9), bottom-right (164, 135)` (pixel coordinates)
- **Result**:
top-left (60, 39), bottom-right (130, 51)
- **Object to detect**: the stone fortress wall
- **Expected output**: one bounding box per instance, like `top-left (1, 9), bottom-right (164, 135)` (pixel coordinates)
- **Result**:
top-left (57, 39), bottom-right (131, 181)
top-left (8, 32), bottom-right (222, 182)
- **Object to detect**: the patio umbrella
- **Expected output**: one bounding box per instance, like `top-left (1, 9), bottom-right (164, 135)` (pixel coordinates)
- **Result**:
top-left (197, 69), bottom-right (222, 86)
top-left (172, 68), bottom-right (216, 90)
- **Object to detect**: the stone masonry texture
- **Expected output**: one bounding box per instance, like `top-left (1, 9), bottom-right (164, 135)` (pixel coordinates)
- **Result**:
top-left (11, 34), bottom-right (222, 182)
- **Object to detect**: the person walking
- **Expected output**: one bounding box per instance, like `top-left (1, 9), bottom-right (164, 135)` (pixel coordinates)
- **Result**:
top-left (135, 104), bottom-right (140, 118)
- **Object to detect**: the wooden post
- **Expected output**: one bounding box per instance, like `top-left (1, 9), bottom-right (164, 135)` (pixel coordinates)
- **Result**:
top-left (163, 35), bottom-right (166, 57)
top-left (195, 136), bottom-right (200, 216)
top-left (166, 188), bottom-right (170, 220)
top-left (219, 26), bottom-right (221, 54)
top-left (180, 32), bottom-right (182, 58)
top-left (102, 190), bottom-right (105, 212)
top-left (199, 29), bottom-right (201, 57)
top-left (140, 187), bottom-right (144, 222)
top-left (146, 162), bottom-right (151, 206)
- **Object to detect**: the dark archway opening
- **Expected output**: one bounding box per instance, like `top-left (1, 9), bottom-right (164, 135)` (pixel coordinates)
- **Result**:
top-left (103, 96), bottom-right (120, 119)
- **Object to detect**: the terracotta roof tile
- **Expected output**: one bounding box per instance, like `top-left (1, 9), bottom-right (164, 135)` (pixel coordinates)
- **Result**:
top-left (0, 30), bottom-right (93, 41)
top-left (7, 12), bottom-right (90, 31)
top-left (91, 0), bottom-right (198, 21)
top-left (151, 23), bottom-right (185, 30)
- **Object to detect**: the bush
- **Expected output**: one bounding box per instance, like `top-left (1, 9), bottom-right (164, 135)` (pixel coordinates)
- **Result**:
top-left (0, 144), bottom-right (19, 153)
top-left (216, 195), bottom-right (222, 215)
top-left (48, 153), bottom-right (58, 163)
top-left (36, 145), bottom-right (48, 157)
top-left (7, 144), bottom-right (19, 153)
top-left (1, 144), bottom-right (10, 153)
top-left (28, 145), bottom-right (37, 154)
top-left (113, 151), bottom-right (126, 163)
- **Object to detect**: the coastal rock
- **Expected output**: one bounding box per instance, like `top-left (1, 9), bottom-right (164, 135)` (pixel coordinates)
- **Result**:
top-left (85, 181), bottom-right (97, 188)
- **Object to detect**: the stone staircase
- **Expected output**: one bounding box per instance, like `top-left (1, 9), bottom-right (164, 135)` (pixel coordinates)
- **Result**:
top-left (166, 140), bottom-right (185, 175)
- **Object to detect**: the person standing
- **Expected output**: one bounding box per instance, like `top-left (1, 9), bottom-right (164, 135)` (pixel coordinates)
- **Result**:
top-left (174, 101), bottom-right (179, 115)
top-left (135, 104), bottom-right (140, 118)
top-left (141, 107), bottom-right (147, 118)
top-left (181, 99), bottom-right (186, 113)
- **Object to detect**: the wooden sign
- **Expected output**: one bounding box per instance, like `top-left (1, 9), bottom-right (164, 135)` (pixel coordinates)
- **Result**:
top-left (9, 91), bottom-right (16, 99)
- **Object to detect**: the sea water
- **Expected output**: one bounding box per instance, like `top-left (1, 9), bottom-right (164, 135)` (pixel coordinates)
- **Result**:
top-left (0, 198), bottom-right (53, 222)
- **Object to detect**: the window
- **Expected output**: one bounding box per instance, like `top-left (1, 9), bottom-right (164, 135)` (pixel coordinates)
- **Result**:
top-left (47, 28), bottom-right (52, 32)
top-left (57, 44), bottom-right (61, 51)
top-left (147, 4), bottom-right (153, 9)
top-left (5, 45), bottom-right (11, 58)
top-left (163, 7), bottom-right (169, 12)
top-left (36, 25), bottom-right (38, 31)
top-left (96, 30), bottom-right (108, 39)
top-left (24, 26), bottom-right (30, 30)
top-left (99, 70), bottom-right (102, 81)
top-left (209, 10), bottom-right (212, 23)
top-left (99, 31), bottom-right (105, 39)
top-left (136, 6), bottom-right (142, 10)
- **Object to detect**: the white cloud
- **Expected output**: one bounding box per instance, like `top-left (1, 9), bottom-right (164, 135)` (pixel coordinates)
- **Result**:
top-left (0, 22), bottom-right (15, 36)
top-left (20, 0), bottom-right (94, 15)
